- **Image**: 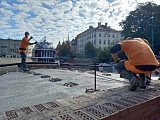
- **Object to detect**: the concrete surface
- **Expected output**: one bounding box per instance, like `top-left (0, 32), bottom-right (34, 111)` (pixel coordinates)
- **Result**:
top-left (0, 58), bottom-right (32, 64)
top-left (0, 58), bottom-right (32, 75)
top-left (0, 69), bottom-right (128, 113)
top-left (0, 68), bottom-right (160, 120)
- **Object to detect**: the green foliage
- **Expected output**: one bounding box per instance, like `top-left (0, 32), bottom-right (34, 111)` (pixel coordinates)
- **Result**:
top-left (98, 48), bottom-right (112, 63)
top-left (120, 2), bottom-right (160, 54)
top-left (56, 40), bottom-right (71, 57)
top-left (84, 41), bottom-right (96, 58)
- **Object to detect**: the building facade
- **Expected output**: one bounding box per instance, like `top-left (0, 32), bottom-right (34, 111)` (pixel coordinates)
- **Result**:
top-left (32, 39), bottom-right (56, 62)
top-left (0, 38), bottom-right (21, 58)
top-left (76, 22), bottom-right (123, 55)
top-left (0, 38), bottom-right (34, 58)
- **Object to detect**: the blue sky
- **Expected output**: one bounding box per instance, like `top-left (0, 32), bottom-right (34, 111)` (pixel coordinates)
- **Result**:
top-left (0, 0), bottom-right (159, 46)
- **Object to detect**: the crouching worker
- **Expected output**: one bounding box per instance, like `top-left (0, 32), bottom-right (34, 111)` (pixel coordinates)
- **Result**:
top-left (110, 38), bottom-right (159, 91)
top-left (19, 32), bottom-right (38, 71)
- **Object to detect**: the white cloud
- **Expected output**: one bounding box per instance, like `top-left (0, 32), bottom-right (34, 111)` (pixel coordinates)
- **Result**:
top-left (0, 0), bottom-right (160, 47)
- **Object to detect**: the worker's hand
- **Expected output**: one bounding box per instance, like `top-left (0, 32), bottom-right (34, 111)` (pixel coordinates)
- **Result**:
top-left (29, 36), bottom-right (33, 40)
top-left (34, 41), bottom-right (38, 44)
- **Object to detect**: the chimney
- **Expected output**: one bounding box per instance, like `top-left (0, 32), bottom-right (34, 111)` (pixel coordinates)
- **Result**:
top-left (89, 26), bottom-right (93, 29)
top-left (98, 22), bottom-right (101, 27)
top-left (105, 23), bottom-right (107, 27)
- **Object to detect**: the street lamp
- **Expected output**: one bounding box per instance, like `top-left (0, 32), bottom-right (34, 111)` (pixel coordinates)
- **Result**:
top-left (151, 15), bottom-right (154, 49)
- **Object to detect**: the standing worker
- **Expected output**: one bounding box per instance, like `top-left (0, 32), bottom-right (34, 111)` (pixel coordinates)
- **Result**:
top-left (19, 32), bottom-right (37, 71)
top-left (110, 38), bottom-right (159, 91)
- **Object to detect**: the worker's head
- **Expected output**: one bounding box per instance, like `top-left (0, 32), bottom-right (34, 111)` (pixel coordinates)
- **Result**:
top-left (25, 32), bottom-right (29, 38)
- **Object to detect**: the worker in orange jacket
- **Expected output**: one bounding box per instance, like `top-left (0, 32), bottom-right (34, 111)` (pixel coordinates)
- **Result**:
top-left (19, 32), bottom-right (37, 71)
top-left (110, 38), bottom-right (159, 91)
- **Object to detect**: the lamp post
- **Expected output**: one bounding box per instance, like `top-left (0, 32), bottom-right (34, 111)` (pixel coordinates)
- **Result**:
top-left (94, 57), bottom-right (98, 91)
top-left (151, 15), bottom-right (154, 49)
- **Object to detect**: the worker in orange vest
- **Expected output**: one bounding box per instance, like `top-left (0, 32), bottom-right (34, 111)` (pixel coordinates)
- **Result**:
top-left (110, 38), bottom-right (159, 91)
top-left (19, 32), bottom-right (37, 71)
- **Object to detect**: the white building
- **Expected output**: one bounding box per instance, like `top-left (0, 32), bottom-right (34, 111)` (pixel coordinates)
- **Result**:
top-left (76, 22), bottom-right (123, 55)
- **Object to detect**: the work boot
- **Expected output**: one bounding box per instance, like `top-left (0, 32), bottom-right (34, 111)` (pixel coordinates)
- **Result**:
top-left (129, 77), bottom-right (138, 91)
top-left (146, 77), bottom-right (151, 85)
top-left (138, 74), bottom-right (146, 89)
top-left (23, 68), bottom-right (30, 72)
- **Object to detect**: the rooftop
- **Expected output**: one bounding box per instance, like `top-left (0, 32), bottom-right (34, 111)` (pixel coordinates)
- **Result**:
top-left (0, 68), bottom-right (160, 120)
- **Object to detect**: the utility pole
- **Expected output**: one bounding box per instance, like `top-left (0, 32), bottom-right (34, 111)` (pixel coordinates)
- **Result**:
top-left (151, 15), bottom-right (154, 49)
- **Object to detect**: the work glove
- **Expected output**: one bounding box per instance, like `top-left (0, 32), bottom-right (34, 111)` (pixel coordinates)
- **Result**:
top-left (34, 41), bottom-right (38, 44)
top-left (29, 36), bottom-right (33, 39)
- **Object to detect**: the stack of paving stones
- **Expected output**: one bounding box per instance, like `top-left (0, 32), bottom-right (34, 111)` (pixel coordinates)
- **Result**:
top-left (49, 78), bottom-right (62, 82)
top-left (33, 73), bottom-right (42, 76)
top-left (4, 84), bottom-right (160, 120)
top-left (41, 75), bottom-right (51, 78)
top-left (63, 82), bottom-right (78, 87)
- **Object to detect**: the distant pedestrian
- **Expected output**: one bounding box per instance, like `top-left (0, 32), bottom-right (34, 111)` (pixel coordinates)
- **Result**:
top-left (110, 38), bottom-right (159, 91)
top-left (19, 32), bottom-right (37, 71)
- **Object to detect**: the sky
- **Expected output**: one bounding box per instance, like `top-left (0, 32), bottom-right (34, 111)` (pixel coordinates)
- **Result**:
top-left (0, 0), bottom-right (160, 46)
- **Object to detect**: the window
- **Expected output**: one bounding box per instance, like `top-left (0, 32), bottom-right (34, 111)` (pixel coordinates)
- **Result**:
top-left (94, 33), bottom-right (96, 37)
top-left (99, 33), bottom-right (101, 37)
top-left (108, 40), bottom-right (110, 45)
top-left (104, 40), bottom-right (106, 44)
top-left (94, 40), bottom-right (96, 44)
top-left (112, 34), bottom-right (114, 38)
top-left (99, 39), bottom-right (101, 44)
top-left (117, 34), bottom-right (119, 38)
top-left (104, 33), bottom-right (106, 37)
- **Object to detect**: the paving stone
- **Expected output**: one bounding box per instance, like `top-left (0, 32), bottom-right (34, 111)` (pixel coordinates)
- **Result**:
top-left (20, 107), bottom-right (34, 115)
top-left (57, 113), bottom-right (77, 120)
top-left (102, 102), bottom-right (124, 111)
top-left (5, 110), bottom-right (19, 120)
top-left (95, 104), bottom-right (116, 114)
top-left (33, 73), bottom-right (42, 75)
top-left (34, 104), bottom-right (50, 113)
top-left (41, 75), bottom-right (51, 78)
top-left (73, 110), bottom-right (95, 120)
top-left (83, 106), bottom-right (107, 119)
top-left (45, 102), bottom-right (61, 109)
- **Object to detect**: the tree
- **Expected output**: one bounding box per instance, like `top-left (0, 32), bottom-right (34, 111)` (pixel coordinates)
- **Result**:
top-left (120, 2), bottom-right (160, 54)
top-left (84, 41), bottom-right (96, 58)
top-left (98, 48), bottom-right (112, 63)
top-left (56, 40), bottom-right (71, 57)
